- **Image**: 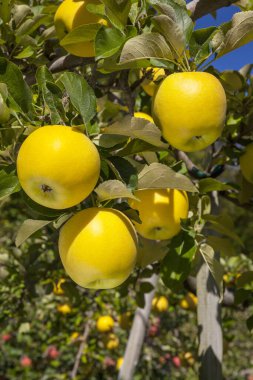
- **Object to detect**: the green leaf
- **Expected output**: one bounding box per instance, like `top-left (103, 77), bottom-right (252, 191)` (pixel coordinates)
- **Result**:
top-left (199, 178), bottom-right (234, 193)
top-left (95, 27), bottom-right (126, 59)
top-left (36, 66), bottom-right (65, 125)
top-left (95, 180), bottom-right (137, 202)
top-left (190, 27), bottom-right (218, 65)
top-left (101, 0), bottom-right (131, 31)
top-left (0, 171), bottom-right (20, 200)
top-left (120, 33), bottom-right (173, 64)
top-left (218, 11), bottom-right (253, 57)
top-left (204, 214), bottom-right (244, 246)
top-left (138, 163), bottom-right (198, 192)
top-left (60, 72), bottom-right (96, 124)
top-left (152, 14), bottom-right (185, 57)
top-left (150, 0), bottom-right (193, 43)
top-left (15, 219), bottom-right (52, 247)
top-left (200, 243), bottom-right (224, 297)
top-left (103, 115), bottom-right (168, 149)
top-left (161, 231), bottom-right (197, 291)
top-left (60, 23), bottom-right (101, 47)
top-left (108, 156), bottom-right (138, 186)
top-left (207, 236), bottom-right (236, 257)
top-left (0, 58), bottom-right (32, 114)
top-left (236, 271), bottom-right (253, 288)
top-left (235, 288), bottom-right (252, 304)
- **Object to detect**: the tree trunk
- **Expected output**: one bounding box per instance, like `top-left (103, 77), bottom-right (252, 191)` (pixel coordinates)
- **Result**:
top-left (197, 194), bottom-right (223, 380)
top-left (118, 273), bottom-right (158, 380)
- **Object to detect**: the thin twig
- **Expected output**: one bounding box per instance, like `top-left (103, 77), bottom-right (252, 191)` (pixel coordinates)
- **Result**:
top-left (70, 320), bottom-right (92, 379)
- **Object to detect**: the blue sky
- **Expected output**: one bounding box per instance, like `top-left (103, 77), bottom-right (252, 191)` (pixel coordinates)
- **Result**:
top-left (192, 4), bottom-right (253, 71)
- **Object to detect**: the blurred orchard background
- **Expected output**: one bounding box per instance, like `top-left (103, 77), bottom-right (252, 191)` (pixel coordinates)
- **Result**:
top-left (0, 0), bottom-right (253, 380)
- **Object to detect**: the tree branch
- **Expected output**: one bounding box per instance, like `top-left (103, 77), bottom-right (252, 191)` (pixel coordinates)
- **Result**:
top-left (70, 319), bottom-right (91, 379)
top-left (187, 0), bottom-right (238, 21)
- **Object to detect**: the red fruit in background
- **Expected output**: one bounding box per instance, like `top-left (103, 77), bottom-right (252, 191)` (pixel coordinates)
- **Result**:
top-left (148, 324), bottom-right (159, 337)
top-left (172, 356), bottom-right (181, 368)
top-left (1, 334), bottom-right (11, 342)
top-left (103, 357), bottom-right (116, 368)
top-left (47, 346), bottom-right (60, 360)
top-left (20, 356), bottom-right (32, 367)
top-left (246, 375), bottom-right (253, 380)
top-left (164, 353), bottom-right (171, 360)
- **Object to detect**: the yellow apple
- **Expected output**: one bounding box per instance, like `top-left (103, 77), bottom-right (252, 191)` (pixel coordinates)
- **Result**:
top-left (141, 67), bottom-right (166, 96)
top-left (58, 207), bottom-right (138, 289)
top-left (104, 333), bottom-right (119, 350)
top-left (240, 143), bottom-right (253, 184)
top-left (134, 112), bottom-right (154, 123)
top-left (152, 296), bottom-right (169, 312)
top-left (17, 125), bottom-right (100, 210)
top-left (129, 188), bottom-right (189, 240)
top-left (179, 292), bottom-right (198, 310)
top-left (116, 357), bottom-right (124, 370)
top-left (54, 0), bottom-right (107, 57)
top-left (96, 316), bottom-right (114, 332)
top-left (57, 304), bottom-right (72, 314)
top-left (152, 72), bottom-right (227, 152)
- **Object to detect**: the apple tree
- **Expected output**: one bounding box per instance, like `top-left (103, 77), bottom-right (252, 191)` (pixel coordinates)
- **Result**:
top-left (0, 0), bottom-right (253, 379)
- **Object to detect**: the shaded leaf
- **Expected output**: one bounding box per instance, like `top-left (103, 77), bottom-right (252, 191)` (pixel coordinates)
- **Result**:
top-left (120, 33), bottom-right (173, 63)
top-left (15, 219), bottom-right (52, 247)
top-left (138, 163), bottom-right (197, 192)
top-left (200, 243), bottom-right (224, 297)
top-left (0, 58), bottom-right (32, 114)
top-left (95, 180), bottom-right (137, 201)
top-left (199, 178), bottom-right (234, 193)
top-left (161, 231), bottom-right (197, 291)
top-left (0, 170), bottom-right (21, 200)
top-left (103, 115), bottom-right (168, 149)
top-left (218, 11), bottom-right (253, 57)
top-left (204, 214), bottom-right (244, 246)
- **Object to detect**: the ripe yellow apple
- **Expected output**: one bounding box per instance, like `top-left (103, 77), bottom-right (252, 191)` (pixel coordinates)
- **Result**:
top-left (57, 304), bottom-right (72, 314)
top-left (134, 112), bottom-right (154, 123)
top-left (70, 331), bottom-right (79, 341)
top-left (96, 316), bottom-right (114, 332)
top-left (104, 333), bottom-right (119, 350)
top-left (54, 0), bottom-right (107, 57)
top-left (116, 357), bottom-right (124, 370)
top-left (179, 292), bottom-right (198, 310)
top-left (137, 236), bottom-right (168, 268)
top-left (58, 208), bottom-right (138, 289)
top-left (184, 352), bottom-right (195, 366)
top-left (141, 67), bottom-right (166, 96)
top-left (129, 189), bottom-right (189, 240)
top-left (17, 125), bottom-right (100, 210)
top-left (152, 72), bottom-right (227, 152)
top-left (240, 143), bottom-right (253, 184)
top-left (152, 296), bottom-right (169, 312)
